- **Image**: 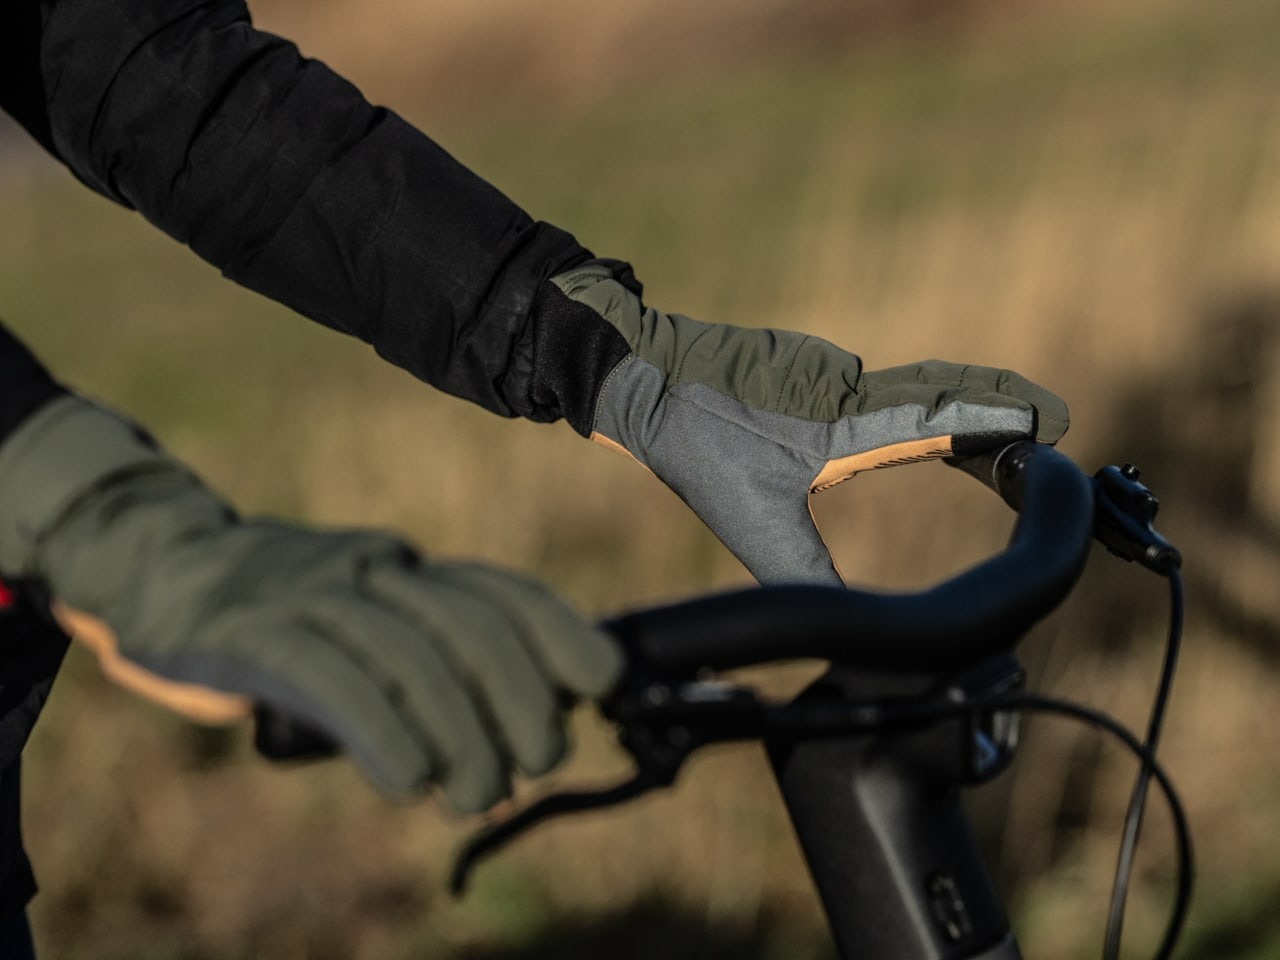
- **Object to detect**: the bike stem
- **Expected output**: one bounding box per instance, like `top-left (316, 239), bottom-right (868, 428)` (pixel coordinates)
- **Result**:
top-left (766, 656), bottom-right (1025, 960)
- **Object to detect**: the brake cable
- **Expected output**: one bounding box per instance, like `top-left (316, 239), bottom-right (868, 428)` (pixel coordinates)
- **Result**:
top-left (1085, 462), bottom-right (1187, 958)
top-left (1101, 560), bottom-right (1186, 959)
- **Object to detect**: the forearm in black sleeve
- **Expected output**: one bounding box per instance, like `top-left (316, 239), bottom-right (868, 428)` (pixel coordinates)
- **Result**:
top-left (0, 3), bottom-right (57, 156)
top-left (34, 0), bottom-right (629, 426)
top-left (0, 323), bottom-right (68, 448)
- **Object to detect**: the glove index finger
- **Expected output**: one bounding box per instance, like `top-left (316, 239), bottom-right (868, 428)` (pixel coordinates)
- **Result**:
top-left (993, 369), bottom-right (1069, 443)
top-left (921, 362), bottom-right (1069, 445)
top-left (863, 362), bottom-right (1068, 447)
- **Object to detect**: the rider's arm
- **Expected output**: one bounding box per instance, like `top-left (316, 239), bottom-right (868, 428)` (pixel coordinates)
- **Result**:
top-left (2, 0), bottom-right (591, 419)
top-left (2, 0), bottom-right (1068, 583)
top-left (0, 325), bottom-right (620, 813)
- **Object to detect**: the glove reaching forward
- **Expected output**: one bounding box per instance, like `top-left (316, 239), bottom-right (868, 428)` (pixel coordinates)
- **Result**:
top-left (0, 397), bottom-right (622, 813)
top-left (535, 262), bottom-right (1069, 585)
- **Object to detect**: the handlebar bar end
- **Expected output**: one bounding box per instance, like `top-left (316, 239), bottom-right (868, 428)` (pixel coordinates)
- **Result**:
top-left (945, 440), bottom-right (1038, 511)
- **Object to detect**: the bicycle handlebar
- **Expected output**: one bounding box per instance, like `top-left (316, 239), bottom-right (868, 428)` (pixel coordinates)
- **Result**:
top-left (256, 442), bottom-right (1094, 760)
top-left (606, 441), bottom-right (1095, 677)
top-left (445, 440), bottom-right (1190, 958)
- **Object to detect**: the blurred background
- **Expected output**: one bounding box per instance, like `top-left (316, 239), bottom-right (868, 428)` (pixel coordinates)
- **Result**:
top-left (2, 0), bottom-right (1279, 956)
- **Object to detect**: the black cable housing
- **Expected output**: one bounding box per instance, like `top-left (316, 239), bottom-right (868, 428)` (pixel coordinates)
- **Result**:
top-left (998, 693), bottom-right (1193, 960)
top-left (890, 691), bottom-right (1198, 960)
top-left (1102, 562), bottom-right (1186, 958)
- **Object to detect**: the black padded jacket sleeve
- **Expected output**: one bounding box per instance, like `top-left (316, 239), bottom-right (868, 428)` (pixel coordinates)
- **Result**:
top-left (0, 3), bottom-right (56, 156)
top-left (6, 0), bottom-right (628, 425)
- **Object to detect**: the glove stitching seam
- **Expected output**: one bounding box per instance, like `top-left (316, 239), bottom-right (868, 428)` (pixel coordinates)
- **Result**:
top-left (665, 387), bottom-right (832, 462)
top-left (590, 355), bottom-right (637, 435)
top-left (670, 384), bottom-right (943, 463)
top-left (773, 335), bottom-right (810, 414)
top-left (671, 324), bottom-right (715, 389)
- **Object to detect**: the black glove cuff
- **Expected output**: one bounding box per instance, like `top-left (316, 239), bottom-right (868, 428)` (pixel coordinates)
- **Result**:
top-left (514, 260), bottom-right (638, 434)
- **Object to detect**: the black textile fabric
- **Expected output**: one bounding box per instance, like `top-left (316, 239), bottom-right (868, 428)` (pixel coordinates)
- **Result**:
top-left (0, 763), bottom-right (36, 927)
top-left (0, 596), bottom-right (72, 922)
top-left (0, 599), bottom-right (69, 769)
top-left (0, 325), bottom-right (67, 922)
top-left (0, 904), bottom-right (36, 960)
top-left (527, 267), bottom-right (637, 436)
top-left (0, 324), bottom-right (66, 449)
top-left (0, 0), bottom-right (630, 424)
top-left (0, 3), bottom-right (54, 156)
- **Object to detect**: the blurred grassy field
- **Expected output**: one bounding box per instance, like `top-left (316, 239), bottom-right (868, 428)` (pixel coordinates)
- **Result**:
top-left (2, 0), bottom-right (1280, 957)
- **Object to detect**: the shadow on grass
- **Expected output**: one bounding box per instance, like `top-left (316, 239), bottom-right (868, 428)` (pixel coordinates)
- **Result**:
top-left (454, 898), bottom-right (835, 960)
top-left (1180, 875), bottom-right (1280, 960)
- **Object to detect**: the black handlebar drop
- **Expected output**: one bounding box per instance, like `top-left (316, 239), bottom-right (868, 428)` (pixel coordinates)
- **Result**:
top-left (610, 441), bottom-right (1095, 677)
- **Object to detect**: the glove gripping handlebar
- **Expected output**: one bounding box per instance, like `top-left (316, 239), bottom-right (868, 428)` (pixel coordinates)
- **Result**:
top-left (607, 441), bottom-right (1095, 677)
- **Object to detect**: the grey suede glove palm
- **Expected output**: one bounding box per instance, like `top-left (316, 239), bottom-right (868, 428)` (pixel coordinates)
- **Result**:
top-left (0, 397), bottom-right (622, 813)
top-left (547, 262), bottom-right (1069, 585)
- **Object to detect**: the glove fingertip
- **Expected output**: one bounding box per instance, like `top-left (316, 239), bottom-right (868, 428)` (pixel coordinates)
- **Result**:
top-left (995, 372), bottom-right (1069, 443)
top-left (442, 764), bottom-right (512, 816)
top-left (339, 721), bottom-right (436, 801)
top-left (518, 716), bottom-right (568, 779)
top-left (1035, 412), bottom-right (1070, 444)
top-left (567, 626), bottom-right (626, 698)
top-left (359, 758), bottom-right (433, 803)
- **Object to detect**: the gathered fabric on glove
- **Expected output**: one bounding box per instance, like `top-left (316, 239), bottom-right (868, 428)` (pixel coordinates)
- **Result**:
top-left (529, 261), bottom-right (1069, 586)
top-left (0, 396), bottom-right (622, 813)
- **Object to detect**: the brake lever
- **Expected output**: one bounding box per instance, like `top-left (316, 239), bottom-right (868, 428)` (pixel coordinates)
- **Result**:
top-left (948, 444), bottom-right (1181, 575)
top-left (447, 667), bottom-right (1026, 894)
top-left (448, 767), bottom-right (671, 895)
top-left (1091, 463), bottom-right (1181, 574)
top-left (448, 678), bottom-right (765, 895)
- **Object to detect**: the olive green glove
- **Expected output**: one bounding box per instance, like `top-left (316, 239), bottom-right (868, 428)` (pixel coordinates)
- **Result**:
top-left (549, 261), bottom-right (1069, 586)
top-left (0, 396), bottom-right (622, 813)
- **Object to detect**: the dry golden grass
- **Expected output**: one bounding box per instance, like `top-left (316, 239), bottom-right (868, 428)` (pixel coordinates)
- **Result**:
top-left (3, 0), bottom-right (1280, 956)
